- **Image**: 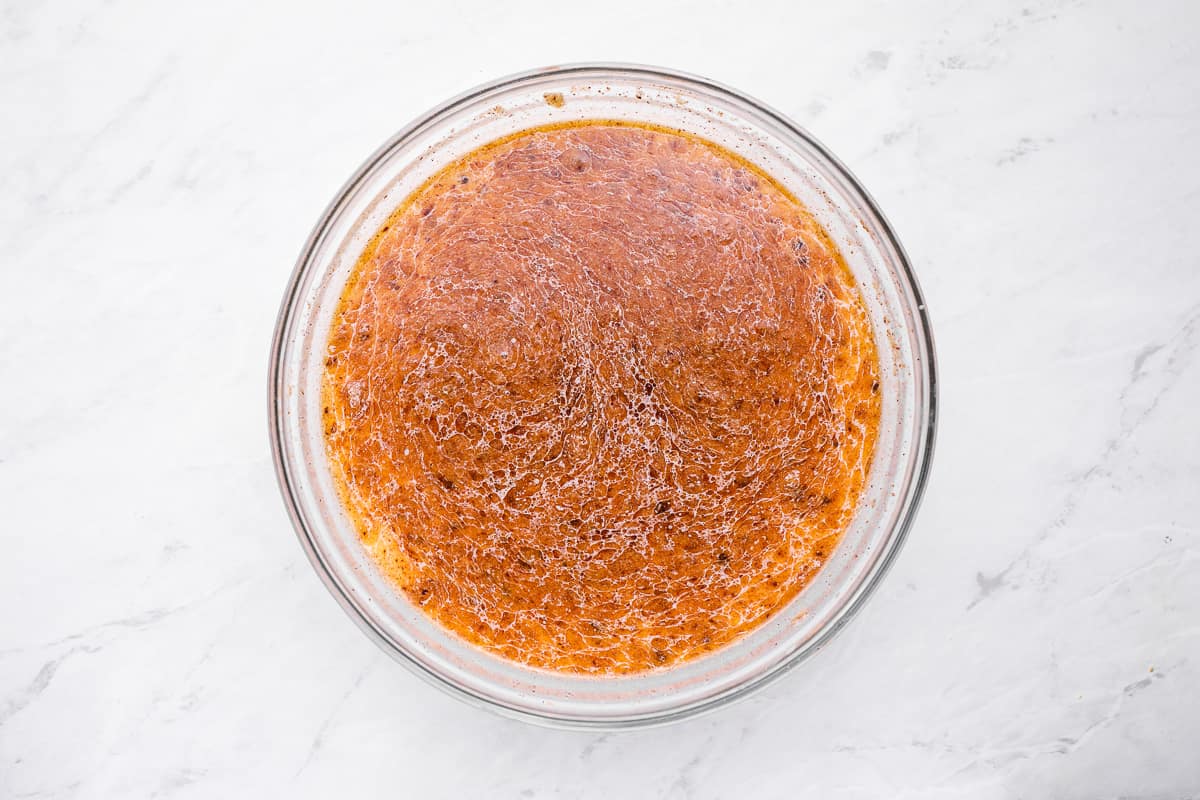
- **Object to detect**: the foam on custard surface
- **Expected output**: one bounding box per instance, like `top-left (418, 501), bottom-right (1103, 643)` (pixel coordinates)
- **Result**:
top-left (322, 122), bottom-right (881, 674)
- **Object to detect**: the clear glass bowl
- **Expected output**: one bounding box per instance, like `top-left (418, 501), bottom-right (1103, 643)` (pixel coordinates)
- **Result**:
top-left (269, 64), bottom-right (937, 728)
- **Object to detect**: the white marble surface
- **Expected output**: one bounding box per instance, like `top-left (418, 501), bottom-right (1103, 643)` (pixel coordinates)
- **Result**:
top-left (3, 0), bottom-right (1199, 797)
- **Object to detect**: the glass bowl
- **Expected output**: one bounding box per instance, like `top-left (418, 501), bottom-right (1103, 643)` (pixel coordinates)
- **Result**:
top-left (268, 64), bottom-right (936, 728)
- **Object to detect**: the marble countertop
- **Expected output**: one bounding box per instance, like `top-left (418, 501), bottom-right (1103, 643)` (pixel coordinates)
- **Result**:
top-left (3, 0), bottom-right (1198, 797)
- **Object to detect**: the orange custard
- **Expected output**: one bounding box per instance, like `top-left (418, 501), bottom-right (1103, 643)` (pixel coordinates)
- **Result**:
top-left (322, 122), bottom-right (880, 674)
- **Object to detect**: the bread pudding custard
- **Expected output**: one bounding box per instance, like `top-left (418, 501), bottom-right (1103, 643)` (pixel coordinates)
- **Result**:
top-left (322, 121), bottom-right (881, 674)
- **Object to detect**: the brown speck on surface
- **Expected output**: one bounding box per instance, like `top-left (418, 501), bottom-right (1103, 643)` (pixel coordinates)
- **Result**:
top-left (792, 238), bottom-right (809, 266)
top-left (543, 92), bottom-right (565, 108)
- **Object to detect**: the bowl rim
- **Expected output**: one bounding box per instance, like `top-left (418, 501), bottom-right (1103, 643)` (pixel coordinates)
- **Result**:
top-left (268, 62), bottom-right (938, 729)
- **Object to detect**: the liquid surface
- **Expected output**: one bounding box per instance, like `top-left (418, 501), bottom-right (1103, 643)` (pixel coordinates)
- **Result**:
top-left (323, 122), bottom-right (881, 674)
